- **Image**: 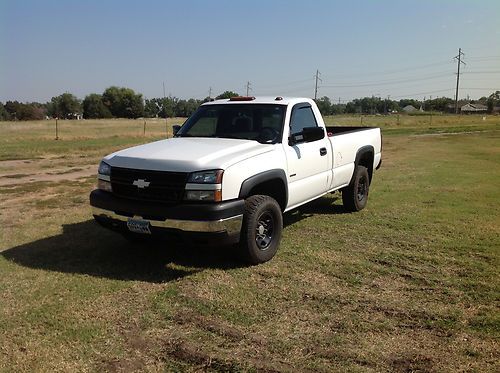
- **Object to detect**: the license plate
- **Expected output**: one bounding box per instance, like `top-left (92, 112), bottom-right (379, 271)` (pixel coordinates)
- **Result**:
top-left (127, 218), bottom-right (151, 234)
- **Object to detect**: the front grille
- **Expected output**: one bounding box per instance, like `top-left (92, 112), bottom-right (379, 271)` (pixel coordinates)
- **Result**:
top-left (110, 167), bottom-right (188, 203)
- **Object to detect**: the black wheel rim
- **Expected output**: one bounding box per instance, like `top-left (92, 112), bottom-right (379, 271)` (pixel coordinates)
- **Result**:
top-left (357, 176), bottom-right (367, 202)
top-left (255, 212), bottom-right (274, 250)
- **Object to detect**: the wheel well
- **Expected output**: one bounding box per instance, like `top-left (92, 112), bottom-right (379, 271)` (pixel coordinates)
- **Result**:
top-left (357, 150), bottom-right (374, 182)
top-left (247, 179), bottom-right (287, 211)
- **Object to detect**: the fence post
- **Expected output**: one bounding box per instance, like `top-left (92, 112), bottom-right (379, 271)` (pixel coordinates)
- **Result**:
top-left (143, 119), bottom-right (146, 136)
top-left (55, 118), bottom-right (59, 140)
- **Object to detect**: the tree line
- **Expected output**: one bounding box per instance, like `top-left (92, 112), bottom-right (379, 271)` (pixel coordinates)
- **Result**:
top-left (1, 87), bottom-right (499, 121)
top-left (315, 93), bottom-right (500, 115)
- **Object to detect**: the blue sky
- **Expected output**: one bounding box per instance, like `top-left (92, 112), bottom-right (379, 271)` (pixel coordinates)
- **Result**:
top-left (1, 0), bottom-right (499, 103)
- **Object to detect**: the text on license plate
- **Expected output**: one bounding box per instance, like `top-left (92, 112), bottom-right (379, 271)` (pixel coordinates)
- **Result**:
top-left (127, 218), bottom-right (151, 234)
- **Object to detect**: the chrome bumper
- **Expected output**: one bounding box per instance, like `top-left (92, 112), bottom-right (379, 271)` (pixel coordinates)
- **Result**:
top-left (92, 207), bottom-right (243, 235)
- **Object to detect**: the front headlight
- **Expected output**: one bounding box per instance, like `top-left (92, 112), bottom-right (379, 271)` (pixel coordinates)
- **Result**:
top-left (97, 161), bottom-right (112, 192)
top-left (98, 161), bottom-right (111, 177)
top-left (187, 170), bottom-right (223, 184)
top-left (185, 170), bottom-right (223, 202)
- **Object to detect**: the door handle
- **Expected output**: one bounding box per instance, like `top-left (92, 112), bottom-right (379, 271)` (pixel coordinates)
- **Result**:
top-left (320, 147), bottom-right (327, 156)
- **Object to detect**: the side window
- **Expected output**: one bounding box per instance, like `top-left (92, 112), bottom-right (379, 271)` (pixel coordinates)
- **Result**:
top-left (290, 104), bottom-right (317, 134)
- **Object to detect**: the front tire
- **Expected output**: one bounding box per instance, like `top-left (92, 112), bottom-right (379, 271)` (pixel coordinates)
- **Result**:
top-left (342, 165), bottom-right (370, 212)
top-left (240, 195), bottom-right (283, 264)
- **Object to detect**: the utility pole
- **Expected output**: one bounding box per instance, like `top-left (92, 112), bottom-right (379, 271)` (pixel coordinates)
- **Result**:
top-left (208, 86), bottom-right (212, 100)
top-left (314, 69), bottom-right (322, 100)
top-left (246, 81), bottom-right (252, 96)
top-left (454, 48), bottom-right (465, 114)
top-left (163, 81), bottom-right (168, 136)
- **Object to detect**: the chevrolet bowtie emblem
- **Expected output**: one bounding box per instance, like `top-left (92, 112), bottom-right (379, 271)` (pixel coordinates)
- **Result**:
top-left (132, 179), bottom-right (150, 189)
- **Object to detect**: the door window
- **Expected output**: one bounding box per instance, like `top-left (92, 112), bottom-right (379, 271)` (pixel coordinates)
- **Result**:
top-left (290, 104), bottom-right (317, 135)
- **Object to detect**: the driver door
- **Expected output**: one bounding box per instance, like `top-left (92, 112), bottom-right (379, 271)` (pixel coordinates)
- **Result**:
top-left (284, 103), bottom-right (330, 208)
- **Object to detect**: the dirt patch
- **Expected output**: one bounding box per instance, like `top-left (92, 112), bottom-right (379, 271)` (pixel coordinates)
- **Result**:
top-left (0, 159), bottom-right (37, 168)
top-left (165, 339), bottom-right (288, 372)
top-left (174, 310), bottom-right (245, 342)
top-left (0, 165), bottom-right (95, 186)
top-left (391, 353), bottom-right (434, 372)
top-left (100, 357), bottom-right (145, 373)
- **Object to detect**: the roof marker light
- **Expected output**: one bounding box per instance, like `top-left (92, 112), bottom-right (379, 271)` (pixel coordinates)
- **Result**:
top-left (275, 96), bottom-right (283, 101)
top-left (229, 96), bottom-right (256, 101)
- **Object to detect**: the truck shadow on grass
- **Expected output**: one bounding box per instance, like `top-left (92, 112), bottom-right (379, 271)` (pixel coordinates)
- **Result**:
top-left (1, 196), bottom-right (347, 283)
top-left (1, 220), bottom-right (244, 283)
top-left (284, 194), bottom-right (346, 226)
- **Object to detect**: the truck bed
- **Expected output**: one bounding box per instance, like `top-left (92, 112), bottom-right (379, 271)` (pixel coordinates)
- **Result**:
top-left (325, 126), bottom-right (378, 136)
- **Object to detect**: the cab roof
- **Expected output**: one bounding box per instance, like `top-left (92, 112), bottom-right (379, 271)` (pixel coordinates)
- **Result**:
top-left (201, 96), bottom-right (314, 107)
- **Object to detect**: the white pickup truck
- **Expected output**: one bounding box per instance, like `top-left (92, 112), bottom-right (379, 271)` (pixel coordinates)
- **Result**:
top-left (90, 97), bottom-right (382, 263)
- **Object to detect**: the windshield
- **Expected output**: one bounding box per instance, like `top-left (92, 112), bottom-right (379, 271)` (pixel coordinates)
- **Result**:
top-left (176, 104), bottom-right (286, 144)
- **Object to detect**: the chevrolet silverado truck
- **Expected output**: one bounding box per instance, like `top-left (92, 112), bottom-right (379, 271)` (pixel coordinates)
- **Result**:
top-left (90, 96), bottom-right (382, 264)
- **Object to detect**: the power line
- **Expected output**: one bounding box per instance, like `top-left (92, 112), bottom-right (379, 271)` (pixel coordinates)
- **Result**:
top-left (257, 77), bottom-right (315, 90)
top-left (461, 87), bottom-right (500, 90)
top-left (390, 89), bottom-right (454, 99)
top-left (321, 60), bottom-right (453, 79)
top-left (462, 70), bottom-right (500, 74)
top-left (321, 72), bottom-right (453, 88)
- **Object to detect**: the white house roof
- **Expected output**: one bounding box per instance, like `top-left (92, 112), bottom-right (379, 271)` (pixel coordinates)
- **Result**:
top-left (461, 103), bottom-right (487, 111)
top-left (402, 105), bottom-right (417, 112)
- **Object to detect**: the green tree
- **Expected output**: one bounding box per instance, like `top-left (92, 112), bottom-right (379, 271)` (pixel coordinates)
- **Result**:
top-left (102, 86), bottom-right (144, 118)
top-left (82, 94), bottom-right (112, 119)
top-left (487, 91), bottom-right (500, 113)
top-left (315, 96), bottom-right (332, 116)
top-left (48, 93), bottom-right (81, 118)
top-left (3, 101), bottom-right (45, 120)
top-left (4, 101), bottom-right (20, 119)
top-left (215, 91), bottom-right (239, 99)
top-left (331, 104), bottom-right (346, 114)
top-left (159, 97), bottom-right (177, 118)
top-left (424, 97), bottom-right (453, 112)
top-left (0, 102), bottom-right (9, 120)
top-left (144, 98), bottom-right (160, 118)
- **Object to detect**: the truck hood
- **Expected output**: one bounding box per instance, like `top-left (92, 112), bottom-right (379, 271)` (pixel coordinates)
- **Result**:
top-left (105, 137), bottom-right (275, 172)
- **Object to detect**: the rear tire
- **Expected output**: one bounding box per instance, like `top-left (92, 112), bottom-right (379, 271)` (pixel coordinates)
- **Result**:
top-left (342, 165), bottom-right (370, 212)
top-left (240, 195), bottom-right (283, 264)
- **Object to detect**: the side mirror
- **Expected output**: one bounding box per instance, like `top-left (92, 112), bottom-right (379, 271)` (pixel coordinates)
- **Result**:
top-left (289, 126), bottom-right (325, 145)
top-left (172, 125), bottom-right (181, 136)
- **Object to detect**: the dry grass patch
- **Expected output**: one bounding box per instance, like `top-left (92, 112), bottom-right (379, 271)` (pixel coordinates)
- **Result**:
top-left (0, 117), bottom-right (499, 371)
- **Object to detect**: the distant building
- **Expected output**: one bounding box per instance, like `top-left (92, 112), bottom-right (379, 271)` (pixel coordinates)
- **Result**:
top-left (402, 105), bottom-right (417, 113)
top-left (461, 103), bottom-right (487, 113)
top-left (67, 113), bottom-right (83, 120)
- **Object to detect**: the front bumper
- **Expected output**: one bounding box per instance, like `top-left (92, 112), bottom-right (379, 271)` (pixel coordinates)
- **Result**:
top-left (92, 206), bottom-right (243, 234)
top-left (89, 189), bottom-right (244, 244)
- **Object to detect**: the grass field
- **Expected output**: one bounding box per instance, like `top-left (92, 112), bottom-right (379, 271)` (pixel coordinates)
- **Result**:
top-left (0, 115), bottom-right (499, 372)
